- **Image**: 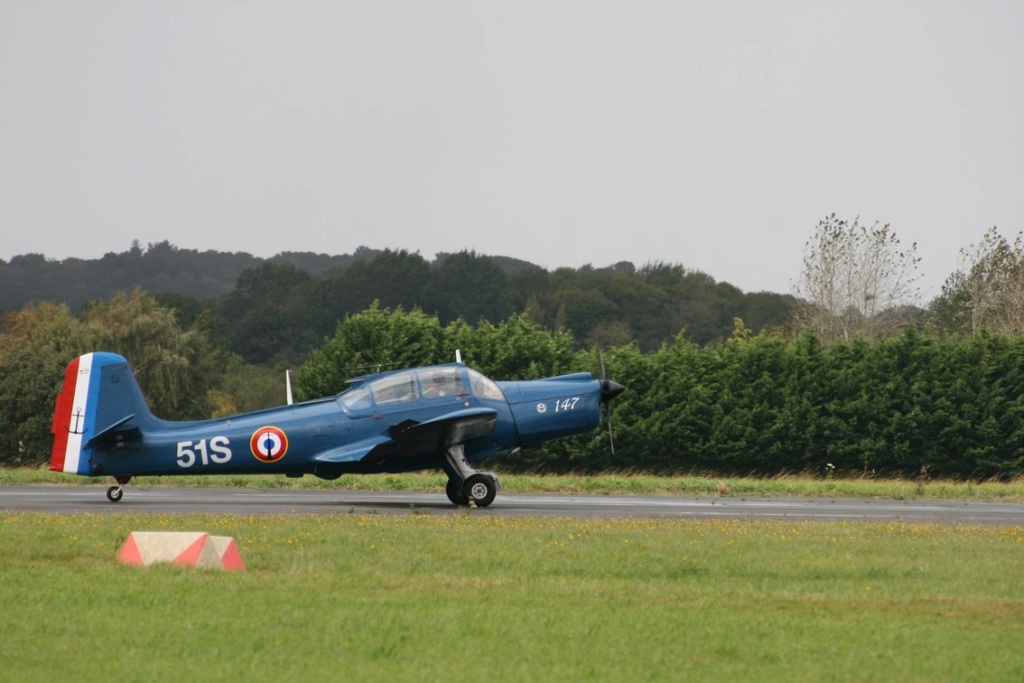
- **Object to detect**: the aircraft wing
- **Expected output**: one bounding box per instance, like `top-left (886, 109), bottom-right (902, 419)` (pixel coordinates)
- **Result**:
top-left (313, 408), bottom-right (498, 465)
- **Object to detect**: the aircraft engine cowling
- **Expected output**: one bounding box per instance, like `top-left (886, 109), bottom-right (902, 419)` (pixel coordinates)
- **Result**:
top-left (497, 373), bottom-right (606, 448)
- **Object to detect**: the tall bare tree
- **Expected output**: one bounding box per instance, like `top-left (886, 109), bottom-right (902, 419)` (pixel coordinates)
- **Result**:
top-left (929, 227), bottom-right (1024, 336)
top-left (793, 214), bottom-right (921, 343)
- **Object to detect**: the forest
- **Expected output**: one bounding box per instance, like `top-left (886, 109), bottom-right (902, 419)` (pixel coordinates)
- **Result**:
top-left (0, 239), bottom-right (794, 361)
top-left (2, 219), bottom-right (1022, 479)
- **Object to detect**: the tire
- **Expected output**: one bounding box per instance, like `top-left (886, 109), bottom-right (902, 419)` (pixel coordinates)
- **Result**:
top-left (106, 486), bottom-right (123, 503)
top-left (463, 474), bottom-right (496, 508)
top-left (445, 478), bottom-right (469, 506)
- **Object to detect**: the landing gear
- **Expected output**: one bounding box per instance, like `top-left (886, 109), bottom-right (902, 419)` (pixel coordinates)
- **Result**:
top-left (445, 478), bottom-right (469, 506)
top-left (444, 444), bottom-right (500, 508)
top-left (106, 475), bottom-right (132, 503)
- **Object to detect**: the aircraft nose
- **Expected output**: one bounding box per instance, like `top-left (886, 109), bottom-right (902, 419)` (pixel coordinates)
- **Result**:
top-left (601, 379), bottom-right (625, 403)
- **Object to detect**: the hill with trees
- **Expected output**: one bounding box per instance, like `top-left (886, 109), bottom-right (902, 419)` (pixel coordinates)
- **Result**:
top-left (0, 240), bottom-right (382, 312)
top-left (0, 241), bottom-right (797, 365)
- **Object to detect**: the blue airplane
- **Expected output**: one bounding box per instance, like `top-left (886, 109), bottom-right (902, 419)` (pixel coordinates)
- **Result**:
top-left (50, 352), bottom-right (624, 506)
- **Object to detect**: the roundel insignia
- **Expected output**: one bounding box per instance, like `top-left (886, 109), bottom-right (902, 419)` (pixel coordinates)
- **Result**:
top-left (250, 426), bottom-right (289, 462)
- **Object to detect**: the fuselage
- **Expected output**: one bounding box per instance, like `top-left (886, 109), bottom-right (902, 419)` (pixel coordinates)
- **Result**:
top-left (78, 363), bottom-right (606, 480)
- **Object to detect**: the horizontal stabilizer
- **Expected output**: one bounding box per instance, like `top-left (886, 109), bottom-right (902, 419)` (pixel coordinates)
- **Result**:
top-left (85, 414), bottom-right (139, 449)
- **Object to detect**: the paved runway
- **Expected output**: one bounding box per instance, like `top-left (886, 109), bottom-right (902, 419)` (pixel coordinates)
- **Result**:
top-left (3, 486), bottom-right (1023, 524)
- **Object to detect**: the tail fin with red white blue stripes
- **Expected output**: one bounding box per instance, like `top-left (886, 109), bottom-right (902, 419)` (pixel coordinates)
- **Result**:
top-left (50, 353), bottom-right (156, 476)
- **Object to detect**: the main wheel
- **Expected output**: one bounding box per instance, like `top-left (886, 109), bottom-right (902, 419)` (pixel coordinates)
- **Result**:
top-left (463, 474), bottom-right (497, 508)
top-left (445, 478), bottom-right (469, 506)
top-left (106, 486), bottom-right (123, 503)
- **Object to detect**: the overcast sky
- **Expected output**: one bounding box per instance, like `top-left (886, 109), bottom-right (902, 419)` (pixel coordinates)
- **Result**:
top-left (2, 1), bottom-right (1021, 299)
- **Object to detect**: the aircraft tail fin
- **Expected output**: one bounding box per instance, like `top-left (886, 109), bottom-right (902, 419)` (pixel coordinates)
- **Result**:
top-left (50, 352), bottom-right (156, 475)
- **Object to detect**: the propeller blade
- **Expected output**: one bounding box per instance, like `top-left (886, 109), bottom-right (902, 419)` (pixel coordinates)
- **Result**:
top-left (607, 403), bottom-right (616, 455)
top-left (595, 348), bottom-right (624, 455)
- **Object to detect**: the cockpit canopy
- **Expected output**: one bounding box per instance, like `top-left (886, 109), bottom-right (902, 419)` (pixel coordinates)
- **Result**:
top-left (339, 366), bottom-right (505, 410)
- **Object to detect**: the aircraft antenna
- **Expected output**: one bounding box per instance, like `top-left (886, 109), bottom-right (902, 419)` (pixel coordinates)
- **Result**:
top-left (286, 370), bottom-right (293, 406)
top-left (456, 349), bottom-right (463, 364)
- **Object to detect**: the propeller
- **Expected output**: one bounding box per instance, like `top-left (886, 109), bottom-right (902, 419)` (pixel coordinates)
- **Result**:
top-left (597, 350), bottom-right (625, 454)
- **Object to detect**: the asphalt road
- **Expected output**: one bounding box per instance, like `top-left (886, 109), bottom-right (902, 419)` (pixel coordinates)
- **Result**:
top-left (2, 486), bottom-right (1023, 524)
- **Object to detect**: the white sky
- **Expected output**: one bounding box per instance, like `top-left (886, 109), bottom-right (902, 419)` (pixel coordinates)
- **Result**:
top-left (2, 1), bottom-right (1022, 300)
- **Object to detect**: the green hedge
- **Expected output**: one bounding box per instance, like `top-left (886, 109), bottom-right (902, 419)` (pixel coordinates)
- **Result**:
top-left (530, 329), bottom-right (1024, 480)
top-left (6, 296), bottom-right (1023, 480)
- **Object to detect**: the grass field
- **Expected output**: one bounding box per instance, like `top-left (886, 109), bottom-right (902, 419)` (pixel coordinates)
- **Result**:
top-left (3, 510), bottom-right (1023, 682)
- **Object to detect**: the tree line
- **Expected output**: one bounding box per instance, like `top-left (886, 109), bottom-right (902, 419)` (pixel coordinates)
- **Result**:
top-left (3, 292), bottom-right (1024, 480)
top-left (2, 217), bottom-right (1022, 479)
top-left (0, 240), bottom-right (367, 311)
top-left (1, 241), bottom-right (796, 365)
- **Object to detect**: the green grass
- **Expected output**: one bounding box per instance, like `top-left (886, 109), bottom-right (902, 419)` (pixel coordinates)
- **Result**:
top-left (3, 512), bottom-right (1023, 682)
top-left (6, 466), bottom-right (1024, 502)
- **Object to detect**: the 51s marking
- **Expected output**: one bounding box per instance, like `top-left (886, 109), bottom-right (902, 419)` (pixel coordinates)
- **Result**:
top-left (176, 436), bottom-right (232, 468)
